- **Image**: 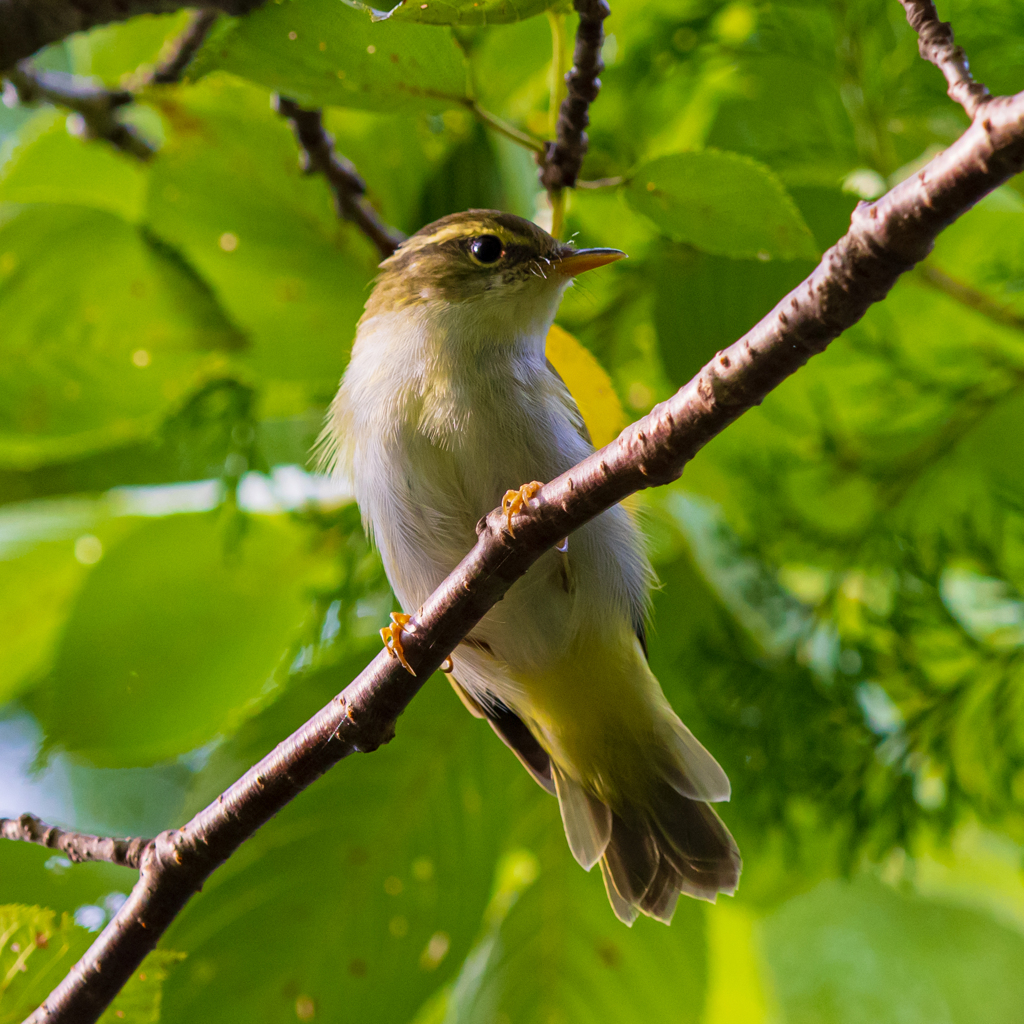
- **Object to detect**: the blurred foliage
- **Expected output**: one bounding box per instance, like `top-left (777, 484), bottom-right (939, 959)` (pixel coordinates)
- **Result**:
top-left (0, 904), bottom-right (182, 1023)
top-left (2, 0), bottom-right (1024, 1022)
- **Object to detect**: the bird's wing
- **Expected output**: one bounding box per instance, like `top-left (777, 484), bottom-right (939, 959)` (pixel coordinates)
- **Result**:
top-left (449, 666), bottom-right (555, 795)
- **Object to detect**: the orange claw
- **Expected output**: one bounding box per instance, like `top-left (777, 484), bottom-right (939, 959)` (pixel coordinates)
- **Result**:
top-left (501, 480), bottom-right (544, 537)
top-left (440, 656), bottom-right (454, 673)
top-left (381, 612), bottom-right (416, 676)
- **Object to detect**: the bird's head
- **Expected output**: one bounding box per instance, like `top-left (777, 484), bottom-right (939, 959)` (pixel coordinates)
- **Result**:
top-left (363, 210), bottom-right (624, 342)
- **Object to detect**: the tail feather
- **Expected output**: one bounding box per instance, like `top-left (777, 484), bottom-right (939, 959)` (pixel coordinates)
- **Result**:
top-left (599, 787), bottom-right (741, 926)
top-left (552, 764), bottom-right (612, 870)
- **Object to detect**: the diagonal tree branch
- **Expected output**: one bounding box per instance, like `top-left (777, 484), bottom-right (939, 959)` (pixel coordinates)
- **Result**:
top-left (17, 78), bottom-right (1024, 1024)
top-left (900, 0), bottom-right (991, 117)
top-left (274, 96), bottom-right (405, 260)
top-left (0, 1), bottom-right (262, 72)
top-left (0, 815), bottom-right (150, 869)
top-left (537, 0), bottom-right (610, 193)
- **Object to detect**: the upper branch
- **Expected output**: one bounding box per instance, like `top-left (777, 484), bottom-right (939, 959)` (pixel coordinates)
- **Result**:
top-left (900, 0), bottom-right (991, 117)
top-left (537, 0), bottom-right (610, 192)
top-left (0, 1), bottom-right (262, 72)
top-left (274, 96), bottom-right (405, 259)
top-left (24, 85), bottom-right (1024, 1024)
top-left (0, 814), bottom-right (150, 870)
top-left (4, 65), bottom-right (155, 159)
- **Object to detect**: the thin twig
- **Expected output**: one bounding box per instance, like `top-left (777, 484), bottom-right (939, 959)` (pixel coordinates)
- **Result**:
top-left (465, 99), bottom-right (546, 154)
top-left (274, 96), bottom-right (405, 260)
top-left (0, 2), bottom-right (264, 72)
top-left (576, 175), bottom-right (624, 189)
top-left (3, 65), bottom-right (155, 159)
top-left (0, 815), bottom-right (150, 870)
top-left (21, 83), bottom-right (1024, 1024)
top-left (900, 0), bottom-right (990, 117)
top-left (1, 9), bottom-right (218, 159)
top-left (917, 263), bottom-right (1024, 333)
top-left (149, 9), bottom-right (218, 84)
top-left (538, 0), bottom-right (610, 193)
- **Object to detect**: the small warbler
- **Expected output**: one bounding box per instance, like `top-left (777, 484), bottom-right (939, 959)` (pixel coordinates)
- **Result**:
top-left (323, 210), bottom-right (740, 924)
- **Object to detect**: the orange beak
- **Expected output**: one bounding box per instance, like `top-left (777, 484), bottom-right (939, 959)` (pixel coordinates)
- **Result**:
top-left (555, 247), bottom-right (627, 277)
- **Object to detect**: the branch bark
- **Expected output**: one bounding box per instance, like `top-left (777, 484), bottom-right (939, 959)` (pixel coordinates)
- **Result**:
top-left (537, 0), bottom-right (609, 192)
top-left (0, 1), bottom-right (262, 72)
top-left (274, 96), bottom-right (405, 259)
top-left (0, 815), bottom-right (150, 869)
top-left (4, 65), bottom-right (155, 159)
top-left (18, 79), bottom-right (1024, 1024)
top-left (149, 9), bottom-right (219, 84)
top-left (899, 0), bottom-right (991, 117)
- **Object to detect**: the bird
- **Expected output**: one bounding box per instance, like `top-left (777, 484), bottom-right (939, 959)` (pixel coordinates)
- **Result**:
top-left (321, 209), bottom-right (740, 925)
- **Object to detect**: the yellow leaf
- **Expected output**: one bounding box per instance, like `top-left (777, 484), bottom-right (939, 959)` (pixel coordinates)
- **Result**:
top-left (545, 324), bottom-right (626, 450)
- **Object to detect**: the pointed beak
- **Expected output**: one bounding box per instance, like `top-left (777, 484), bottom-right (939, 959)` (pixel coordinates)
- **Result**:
top-left (554, 247), bottom-right (627, 277)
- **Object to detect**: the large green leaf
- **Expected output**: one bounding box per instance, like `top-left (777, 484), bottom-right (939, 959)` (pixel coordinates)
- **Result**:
top-left (34, 511), bottom-right (332, 766)
top-left (441, 816), bottom-right (709, 1024)
top-left (193, 3), bottom-right (471, 112)
top-left (145, 76), bottom-right (373, 395)
top-left (0, 204), bottom-right (243, 470)
top-left (0, 109), bottom-right (148, 222)
top-left (763, 878), bottom-right (1024, 1024)
top-left (625, 151), bottom-right (819, 260)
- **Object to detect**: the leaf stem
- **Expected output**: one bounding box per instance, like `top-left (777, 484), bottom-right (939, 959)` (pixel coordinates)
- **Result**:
top-left (466, 99), bottom-right (546, 154)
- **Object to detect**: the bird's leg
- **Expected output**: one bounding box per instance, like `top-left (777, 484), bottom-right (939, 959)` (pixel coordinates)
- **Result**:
top-left (502, 480), bottom-right (544, 537)
top-left (381, 612), bottom-right (416, 676)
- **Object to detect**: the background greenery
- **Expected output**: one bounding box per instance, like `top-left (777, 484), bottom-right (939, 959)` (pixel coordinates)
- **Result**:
top-left (3, 0), bottom-right (1024, 1020)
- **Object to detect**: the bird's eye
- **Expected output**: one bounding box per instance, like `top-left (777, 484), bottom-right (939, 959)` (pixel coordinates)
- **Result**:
top-left (469, 235), bottom-right (504, 264)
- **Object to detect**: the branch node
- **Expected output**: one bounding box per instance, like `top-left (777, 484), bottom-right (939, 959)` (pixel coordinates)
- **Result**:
top-left (900, 0), bottom-right (990, 118)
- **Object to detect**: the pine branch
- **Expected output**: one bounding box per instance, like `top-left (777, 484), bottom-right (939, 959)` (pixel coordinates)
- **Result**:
top-left (20, 75), bottom-right (1024, 1024)
top-left (538, 0), bottom-right (610, 193)
top-left (274, 97), bottom-right (405, 260)
top-left (0, 1), bottom-right (261, 71)
top-left (900, 0), bottom-right (991, 117)
top-left (0, 814), bottom-right (150, 869)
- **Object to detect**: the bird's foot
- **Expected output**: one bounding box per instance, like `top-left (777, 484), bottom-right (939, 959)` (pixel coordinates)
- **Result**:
top-left (502, 480), bottom-right (544, 537)
top-left (381, 612), bottom-right (416, 676)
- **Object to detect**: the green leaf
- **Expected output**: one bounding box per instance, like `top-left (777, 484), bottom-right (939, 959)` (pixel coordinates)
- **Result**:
top-left (68, 12), bottom-right (192, 85)
top-left (346, 0), bottom-right (565, 27)
top-left (625, 151), bottom-right (819, 260)
top-left (442, 815), bottom-right (709, 1024)
top-left (0, 905), bottom-right (87, 1024)
top-left (0, 500), bottom-right (116, 705)
top-left (146, 76), bottom-right (374, 393)
top-left (0, 204), bottom-right (243, 471)
top-left (193, 2), bottom-right (471, 112)
top-left (35, 511), bottom-right (332, 766)
top-left (763, 878), bottom-right (1024, 1024)
top-left (648, 241), bottom-right (815, 387)
top-left (0, 109), bottom-right (148, 222)
top-left (0, 905), bottom-right (182, 1024)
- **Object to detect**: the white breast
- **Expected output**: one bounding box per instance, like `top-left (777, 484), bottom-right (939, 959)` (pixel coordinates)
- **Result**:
top-left (326, 299), bottom-right (652, 683)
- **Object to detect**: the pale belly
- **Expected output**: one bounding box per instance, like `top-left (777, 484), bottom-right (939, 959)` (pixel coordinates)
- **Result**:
top-left (350, 368), bottom-right (650, 685)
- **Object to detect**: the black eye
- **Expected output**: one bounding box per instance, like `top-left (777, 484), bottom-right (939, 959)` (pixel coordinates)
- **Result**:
top-left (469, 235), bottom-right (504, 264)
